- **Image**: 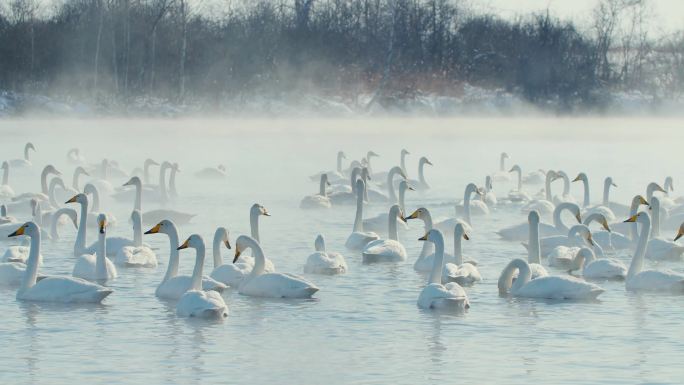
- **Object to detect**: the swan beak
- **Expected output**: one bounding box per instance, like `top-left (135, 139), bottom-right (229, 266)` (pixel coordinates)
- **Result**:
top-left (575, 213), bottom-right (582, 223)
top-left (572, 175), bottom-right (581, 182)
top-left (399, 215), bottom-right (408, 223)
top-left (675, 229), bottom-right (684, 241)
top-left (144, 223), bottom-right (162, 234)
top-left (8, 226), bottom-right (25, 237)
top-left (638, 196), bottom-right (648, 205)
top-left (406, 210), bottom-right (419, 220)
top-left (463, 233), bottom-right (470, 241)
top-left (123, 178), bottom-right (133, 186)
top-left (65, 195), bottom-right (78, 204)
top-left (587, 234), bottom-right (595, 246)
top-left (656, 184), bottom-right (666, 193)
top-left (612, 182), bottom-right (617, 187)
top-left (233, 248), bottom-right (241, 263)
top-left (224, 240), bottom-right (231, 249)
top-left (263, 211), bottom-right (271, 217)
top-left (602, 221), bottom-right (611, 232)
top-left (408, 185), bottom-right (415, 191)
top-left (418, 233), bottom-right (428, 241)
top-left (326, 181), bottom-right (331, 186)
top-left (99, 220), bottom-right (107, 234)
top-left (177, 239), bottom-right (190, 250)
top-left (624, 215), bottom-right (637, 223)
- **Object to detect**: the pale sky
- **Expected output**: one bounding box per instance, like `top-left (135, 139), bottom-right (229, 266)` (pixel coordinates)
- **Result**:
top-left (474, 0), bottom-right (684, 36)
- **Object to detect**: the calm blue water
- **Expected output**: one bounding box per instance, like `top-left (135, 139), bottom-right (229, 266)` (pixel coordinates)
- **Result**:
top-left (1, 118), bottom-right (683, 385)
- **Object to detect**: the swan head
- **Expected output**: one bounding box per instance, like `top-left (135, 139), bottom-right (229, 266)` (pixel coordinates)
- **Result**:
top-left (65, 193), bottom-right (87, 205)
top-left (632, 195), bottom-right (649, 207)
top-left (572, 172), bottom-right (587, 183)
top-left (501, 152), bottom-right (509, 160)
top-left (233, 235), bottom-right (256, 263)
top-left (571, 247), bottom-right (596, 272)
top-left (465, 183), bottom-right (482, 196)
top-left (338, 151), bottom-right (347, 159)
top-left (43, 165), bottom-right (62, 177)
top-left (172, 163), bottom-right (180, 172)
top-left (314, 234), bottom-right (325, 252)
top-left (624, 211), bottom-right (650, 225)
top-left (83, 183), bottom-right (99, 197)
top-left (177, 234), bottom-right (204, 250)
top-left (508, 165), bottom-right (521, 173)
top-left (665, 176), bottom-right (674, 192)
top-left (389, 205), bottom-right (407, 223)
top-left (1, 161), bottom-right (8, 170)
top-left (588, 213), bottom-right (611, 232)
top-left (251, 203), bottom-right (270, 217)
top-left (367, 151), bottom-right (379, 159)
top-left (605, 177), bottom-right (617, 188)
top-left (8, 221), bottom-right (38, 238)
top-left (97, 213), bottom-right (108, 234)
top-left (144, 219), bottom-right (175, 235)
top-left (320, 173), bottom-right (330, 185)
top-left (454, 223), bottom-right (470, 240)
top-left (420, 156), bottom-right (433, 166)
top-left (123, 176), bottom-right (141, 187)
top-left (218, 164), bottom-right (226, 172)
top-left (647, 182), bottom-right (666, 194)
top-left (569, 225), bottom-right (594, 246)
top-left (399, 180), bottom-right (415, 192)
top-left (75, 166), bottom-right (90, 177)
top-left (528, 210), bottom-right (540, 224)
top-left (144, 158), bottom-right (159, 168)
top-left (418, 228), bottom-right (444, 243)
top-left (546, 170), bottom-right (560, 181)
top-left (675, 223), bottom-right (684, 241)
top-left (406, 207), bottom-right (430, 222)
top-left (214, 227), bottom-right (231, 249)
top-left (26, 142), bottom-right (36, 153)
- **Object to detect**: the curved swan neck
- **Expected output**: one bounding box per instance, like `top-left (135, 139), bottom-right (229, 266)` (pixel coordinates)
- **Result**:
top-left (428, 233), bottom-right (445, 285)
top-left (85, 185), bottom-right (100, 212)
top-left (398, 183), bottom-right (407, 213)
top-left (24, 144), bottom-right (31, 161)
top-left (131, 178), bottom-right (142, 211)
top-left (212, 228), bottom-right (226, 268)
top-left (560, 172), bottom-right (570, 195)
top-left (463, 184), bottom-right (476, 225)
top-left (499, 259), bottom-right (531, 294)
top-left (528, 218), bottom-right (541, 264)
top-left (580, 176), bottom-right (590, 207)
top-left (96, 226), bottom-right (107, 278)
top-left (553, 203), bottom-right (575, 233)
top-left (336, 152), bottom-right (344, 173)
top-left (250, 208), bottom-right (261, 242)
top-left (48, 178), bottom-right (62, 208)
top-left (418, 158), bottom-right (428, 185)
top-left (454, 228), bottom-right (464, 266)
top-left (628, 215), bottom-right (650, 280)
top-left (74, 198), bottom-right (89, 256)
top-left (418, 210), bottom-right (434, 259)
top-left (40, 167), bottom-right (51, 194)
top-left (169, 166), bottom-right (178, 197)
top-left (603, 178), bottom-right (611, 205)
top-left (190, 241), bottom-right (205, 291)
top-left (400, 151), bottom-right (408, 175)
top-left (513, 167), bottom-right (522, 190)
top-left (353, 184), bottom-right (364, 232)
top-left (387, 167), bottom-right (403, 203)
top-left (159, 163), bottom-right (170, 205)
top-left (388, 206), bottom-right (400, 241)
top-left (349, 168), bottom-right (361, 192)
top-left (318, 175), bottom-right (328, 197)
top-left (243, 236), bottom-right (265, 277)
top-left (22, 227), bottom-right (41, 291)
top-left (650, 198), bottom-right (660, 238)
top-left (162, 224), bottom-right (180, 282)
top-left (499, 153), bottom-right (506, 172)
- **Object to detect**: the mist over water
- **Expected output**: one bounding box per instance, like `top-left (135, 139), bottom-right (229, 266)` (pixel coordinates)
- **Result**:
top-left (0, 118), bottom-right (683, 384)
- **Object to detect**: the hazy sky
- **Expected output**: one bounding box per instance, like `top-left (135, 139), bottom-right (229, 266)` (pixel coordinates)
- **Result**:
top-left (476, 0), bottom-right (684, 35)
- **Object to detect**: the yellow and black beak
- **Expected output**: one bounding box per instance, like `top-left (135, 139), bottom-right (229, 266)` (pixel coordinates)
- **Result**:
top-left (587, 233), bottom-right (595, 246)
top-left (572, 175), bottom-right (581, 182)
top-left (263, 211), bottom-right (271, 217)
top-left (638, 196), bottom-right (648, 205)
top-left (98, 220), bottom-right (107, 234)
top-left (400, 214), bottom-right (407, 224)
top-left (406, 210), bottom-right (419, 220)
top-left (418, 233), bottom-right (428, 241)
top-left (675, 229), bottom-right (683, 242)
top-left (575, 213), bottom-right (582, 223)
top-left (233, 247), bottom-right (241, 263)
top-left (177, 239), bottom-right (190, 250)
top-left (463, 233), bottom-right (470, 241)
top-left (408, 185), bottom-right (415, 191)
top-left (65, 195), bottom-right (78, 204)
top-left (602, 221), bottom-right (612, 232)
top-left (624, 215), bottom-right (638, 223)
top-left (224, 240), bottom-right (231, 249)
top-left (8, 225), bottom-right (25, 238)
top-left (144, 223), bottom-right (162, 234)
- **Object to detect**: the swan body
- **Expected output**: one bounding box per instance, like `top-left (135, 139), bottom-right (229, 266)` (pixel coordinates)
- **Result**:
top-left (523, 169), bottom-right (546, 185)
top-left (114, 210), bottom-right (157, 267)
top-left (499, 202), bottom-right (581, 242)
top-left (9, 222), bottom-right (112, 303)
top-left (345, 179), bottom-right (379, 251)
top-left (363, 181), bottom-right (413, 234)
top-left (570, 247), bottom-right (627, 280)
top-left (176, 234), bottom-right (228, 318)
top-left (8, 142), bottom-right (35, 168)
top-left (300, 174), bottom-right (331, 209)
top-left (417, 229), bottom-right (469, 311)
top-left (235, 235), bottom-right (319, 298)
top-left (310, 151), bottom-right (347, 183)
top-left (194, 165), bottom-right (227, 179)
top-left (362, 205), bottom-right (407, 263)
top-left (0, 262), bottom-right (31, 286)
top-left (406, 156), bottom-right (432, 191)
top-left (537, 224), bottom-right (595, 258)
top-left (442, 223), bottom-right (481, 286)
top-left (0, 162), bottom-right (15, 199)
top-left (304, 235), bottom-right (347, 274)
top-left (491, 152), bottom-right (511, 182)
top-left (506, 165), bottom-right (531, 203)
top-left (72, 214), bottom-right (118, 281)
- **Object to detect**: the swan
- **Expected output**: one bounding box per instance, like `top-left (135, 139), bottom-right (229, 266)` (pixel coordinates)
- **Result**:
top-left (582, 212), bottom-right (631, 251)
top-left (304, 235), bottom-right (347, 274)
top-left (407, 207), bottom-right (440, 271)
top-left (609, 195), bottom-right (649, 238)
top-left (0, 260), bottom-right (34, 286)
top-left (498, 258), bottom-right (604, 300)
top-left (8, 222), bottom-right (113, 302)
top-left (175, 234), bottom-right (228, 318)
top-left (114, 210), bottom-right (157, 267)
top-left (645, 197), bottom-right (684, 261)
top-left (573, 173), bottom-right (617, 223)
top-left (481, 175), bottom-right (497, 206)
top-left (416, 229), bottom-right (469, 311)
top-left (83, 183), bottom-right (117, 227)
top-left (51, 167), bottom-right (89, 204)
top-left (168, 162), bottom-right (181, 200)
top-left (435, 183), bottom-right (480, 235)
top-left (328, 167), bottom-right (364, 204)
top-left (366, 166), bottom-right (406, 203)
top-left (442, 223), bottom-right (481, 286)
top-left (49, 207), bottom-right (78, 241)
top-left (67, 193), bottom-right (129, 257)
top-left (406, 156), bottom-right (432, 191)
top-left (455, 183), bottom-right (488, 217)
top-left (310, 151), bottom-right (347, 183)
top-left (363, 180), bottom-right (412, 234)
top-left (523, 169), bottom-right (546, 185)
top-left (521, 170), bottom-right (559, 219)
top-left (507, 165), bottom-right (531, 203)
top-left (112, 159), bottom-right (161, 202)
top-left (244, 203), bottom-right (277, 270)
top-left (72, 213), bottom-right (118, 281)
top-left (194, 164), bottom-right (227, 180)
top-left (374, 149), bottom-right (410, 181)
top-left (623, 212), bottom-right (684, 292)
top-left (362, 150), bottom-right (380, 176)
top-left (538, 224), bottom-right (595, 265)
top-left (139, 163), bottom-right (196, 225)
top-left (569, 247), bottom-right (627, 280)
top-left (209, 227), bottom-right (250, 286)
top-left (491, 152), bottom-right (511, 182)
top-left (552, 171), bottom-right (577, 205)
top-left (345, 179), bottom-right (380, 251)
top-left (361, 205), bottom-right (407, 263)
top-left (11, 164), bottom-right (61, 205)
top-left (0, 204), bottom-right (17, 225)
top-left (0, 161), bottom-right (15, 199)
top-left (145, 220), bottom-right (226, 299)
top-left (497, 202), bottom-right (582, 242)
top-left (9, 142), bottom-right (36, 168)
top-left (2, 235), bottom-right (43, 265)
top-left (66, 148), bottom-right (86, 165)
top-left (300, 173), bottom-right (331, 209)
top-left (522, 210), bottom-right (549, 279)
top-left (234, 235), bottom-right (319, 298)
top-left (87, 159), bottom-right (115, 195)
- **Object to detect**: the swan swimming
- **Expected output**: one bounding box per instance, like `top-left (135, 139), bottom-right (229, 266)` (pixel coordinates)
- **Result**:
top-left (417, 229), bottom-right (469, 311)
top-left (361, 204), bottom-right (408, 263)
top-left (569, 247), bottom-right (627, 280)
top-left (304, 234), bottom-right (347, 274)
top-left (300, 173), bottom-right (332, 209)
top-left (9, 142), bottom-right (36, 168)
top-left (114, 210), bottom-right (158, 267)
top-left (442, 223), bottom-right (481, 286)
top-left (345, 179), bottom-right (380, 251)
top-left (72, 213), bottom-right (118, 281)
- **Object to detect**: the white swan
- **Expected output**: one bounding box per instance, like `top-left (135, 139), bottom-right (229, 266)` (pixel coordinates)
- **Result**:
top-left (624, 212), bottom-right (684, 292)
top-left (209, 227), bottom-right (251, 287)
top-left (539, 224), bottom-right (595, 266)
top-left (145, 220), bottom-right (227, 300)
top-left (573, 173), bottom-right (617, 223)
top-left (582, 212), bottom-right (631, 251)
top-left (328, 167), bottom-right (364, 204)
top-left (9, 142), bottom-right (36, 168)
top-left (234, 235), bottom-right (319, 298)
top-left (49, 207), bottom-right (78, 241)
top-left (345, 179), bottom-right (379, 251)
top-left (362, 205), bottom-right (407, 263)
top-left (523, 169), bottom-right (546, 185)
top-left (82, 182), bottom-right (118, 227)
top-left (406, 156), bottom-right (432, 191)
top-left (0, 161), bottom-right (15, 199)
top-left (507, 165), bottom-right (531, 203)
top-left (569, 247), bottom-right (627, 280)
top-left (176, 234), bottom-right (228, 318)
top-left (114, 210), bottom-right (157, 267)
top-left (8, 222), bottom-right (113, 303)
top-left (363, 180), bottom-right (412, 234)
top-left (366, 166), bottom-right (406, 203)
top-left (112, 159), bottom-right (161, 202)
top-left (72, 213), bottom-right (118, 281)
top-left (417, 229), bottom-right (469, 311)
top-left (300, 173), bottom-right (331, 209)
top-left (66, 148), bottom-right (86, 165)
top-left (645, 197), bottom-right (684, 261)
top-left (552, 171), bottom-right (577, 205)
top-left (0, 204), bottom-right (17, 225)
top-left (304, 235), bottom-right (347, 274)
top-left (491, 152), bottom-right (511, 182)
top-left (521, 170), bottom-right (559, 219)
top-left (139, 162), bottom-right (195, 225)
top-left (608, 195), bottom-right (649, 238)
top-left (480, 175), bottom-right (497, 206)
top-left (11, 164), bottom-right (61, 205)
top-left (523, 210), bottom-right (549, 279)
top-left (374, 149), bottom-right (410, 181)
top-left (310, 151), bottom-right (347, 183)
top-left (194, 164), bottom-right (227, 180)
top-left (67, 193), bottom-right (129, 257)
top-left (442, 223), bottom-right (481, 286)
top-left (498, 202), bottom-right (581, 242)
top-left (455, 182), bottom-right (489, 217)
top-left (498, 258), bottom-right (604, 300)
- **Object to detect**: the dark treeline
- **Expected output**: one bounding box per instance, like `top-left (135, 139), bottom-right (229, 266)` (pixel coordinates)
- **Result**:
top-left (0, 0), bottom-right (682, 113)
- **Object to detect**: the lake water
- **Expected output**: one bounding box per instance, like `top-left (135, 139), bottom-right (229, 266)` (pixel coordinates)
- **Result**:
top-left (1, 118), bottom-right (683, 384)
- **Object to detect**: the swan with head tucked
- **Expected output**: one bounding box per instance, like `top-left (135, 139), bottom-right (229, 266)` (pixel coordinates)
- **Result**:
top-left (363, 180), bottom-right (412, 234)
top-left (491, 152), bottom-right (511, 182)
top-left (507, 165), bottom-right (531, 203)
top-left (0, 161), bottom-right (15, 200)
top-left (497, 202), bottom-right (581, 242)
top-left (442, 223), bottom-right (481, 286)
top-left (300, 173), bottom-right (332, 209)
top-left (72, 213), bottom-right (118, 281)
top-left (8, 222), bottom-right (112, 302)
top-left (9, 142), bottom-right (36, 168)
top-left (304, 234), bottom-right (347, 275)
top-left (175, 234), bottom-right (228, 318)
top-left (145, 220), bottom-right (226, 300)
top-left (623, 212), bottom-right (684, 292)
top-left (234, 235), bottom-right (319, 298)
top-left (67, 193), bottom-right (129, 257)
top-left (498, 258), bottom-right (604, 300)
top-left (345, 179), bottom-right (380, 251)
top-left (361, 205), bottom-right (407, 263)
top-left (417, 229), bottom-right (469, 311)
top-left (114, 210), bottom-right (157, 267)
top-left (569, 247), bottom-right (627, 280)
top-left (645, 197), bottom-right (684, 261)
